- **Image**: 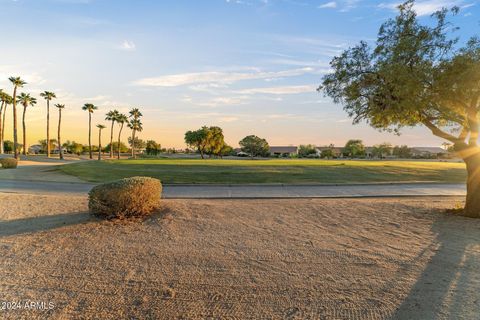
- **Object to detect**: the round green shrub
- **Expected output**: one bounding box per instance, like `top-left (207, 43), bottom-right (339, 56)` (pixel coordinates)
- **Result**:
top-left (88, 176), bottom-right (162, 219)
top-left (0, 158), bottom-right (18, 169)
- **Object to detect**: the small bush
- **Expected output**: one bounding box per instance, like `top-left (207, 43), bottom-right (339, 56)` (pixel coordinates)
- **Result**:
top-left (88, 176), bottom-right (162, 219)
top-left (0, 158), bottom-right (18, 169)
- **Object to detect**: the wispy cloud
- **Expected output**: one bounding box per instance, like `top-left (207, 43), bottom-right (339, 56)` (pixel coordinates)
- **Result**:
top-left (236, 84), bottom-right (316, 95)
top-left (318, 1), bottom-right (337, 9)
top-left (218, 116), bottom-right (240, 122)
top-left (120, 40), bottom-right (136, 51)
top-left (197, 96), bottom-right (250, 107)
top-left (133, 67), bottom-right (314, 87)
top-left (0, 65), bottom-right (46, 87)
top-left (378, 0), bottom-right (474, 16)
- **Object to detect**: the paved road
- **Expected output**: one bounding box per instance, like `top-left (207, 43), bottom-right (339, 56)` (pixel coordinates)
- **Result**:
top-left (0, 179), bottom-right (466, 198)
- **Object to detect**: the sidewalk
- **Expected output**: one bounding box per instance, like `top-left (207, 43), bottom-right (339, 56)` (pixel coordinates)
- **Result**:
top-left (0, 179), bottom-right (466, 198)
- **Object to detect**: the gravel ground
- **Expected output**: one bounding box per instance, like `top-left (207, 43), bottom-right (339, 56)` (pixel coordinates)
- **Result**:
top-left (0, 194), bottom-right (479, 319)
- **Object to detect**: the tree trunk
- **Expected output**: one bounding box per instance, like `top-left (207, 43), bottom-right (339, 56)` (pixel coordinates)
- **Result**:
top-left (1, 102), bottom-right (6, 154)
top-left (47, 100), bottom-right (50, 158)
top-left (12, 86), bottom-right (18, 160)
top-left (22, 105), bottom-right (27, 155)
top-left (464, 153), bottom-right (480, 218)
top-left (0, 102), bottom-right (4, 154)
top-left (110, 120), bottom-right (114, 158)
top-left (88, 113), bottom-right (92, 159)
top-left (98, 130), bottom-right (102, 161)
top-left (58, 109), bottom-right (63, 160)
top-left (131, 130), bottom-right (136, 159)
top-left (117, 123), bottom-right (123, 160)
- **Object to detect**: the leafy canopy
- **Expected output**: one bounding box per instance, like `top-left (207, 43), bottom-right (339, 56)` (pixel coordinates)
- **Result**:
top-left (343, 139), bottom-right (365, 157)
top-left (184, 126), bottom-right (227, 157)
top-left (17, 93), bottom-right (37, 108)
top-left (239, 135), bottom-right (270, 157)
top-left (320, 0), bottom-right (480, 156)
top-left (82, 103), bottom-right (98, 113)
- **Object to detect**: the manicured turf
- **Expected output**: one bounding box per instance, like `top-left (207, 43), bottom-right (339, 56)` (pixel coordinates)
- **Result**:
top-left (59, 158), bottom-right (467, 184)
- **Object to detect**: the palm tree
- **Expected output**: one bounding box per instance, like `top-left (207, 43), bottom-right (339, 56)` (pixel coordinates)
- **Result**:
top-left (82, 103), bottom-right (98, 159)
top-left (9, 77), bottom-right (27, 160)
top-left (17, 93), bottom-right (37, 155)
top-left (128, 118), bottom-right (143, 159)
top-left (55, 104), bottom-right (65, 160)
top-left (116, 113), bottom-right (128, 159)
top-left (128, 108), bottom-right (143, 158)
top-left (0, 90), bottom-right (6, 154)
top-left (0, 93), bottom-right (13, 154)
top-left (96, 124), bottom-right (106, 161)
top-left (39, 91), bottom-right (56, 158)
top-left (105, 109), bottom-right (120, 159)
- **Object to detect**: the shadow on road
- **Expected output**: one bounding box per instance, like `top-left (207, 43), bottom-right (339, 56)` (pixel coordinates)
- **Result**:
top-left (392, 214), bottom-right (480, 319)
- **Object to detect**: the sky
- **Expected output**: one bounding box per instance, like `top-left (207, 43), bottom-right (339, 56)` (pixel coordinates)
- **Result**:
top-left (0, 0), bottom-right (478, 149)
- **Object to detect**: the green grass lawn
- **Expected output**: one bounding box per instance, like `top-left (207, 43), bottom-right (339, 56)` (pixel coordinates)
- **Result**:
top-left (59, 158), bottom-right (467, 184)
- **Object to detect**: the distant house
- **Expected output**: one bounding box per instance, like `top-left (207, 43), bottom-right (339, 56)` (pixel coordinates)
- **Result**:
top-left (28, 144), bottom-right (43, 154)
top-left (269, 146), bottom-right (298, 157)
top-left (410, 147), bottom-right (448, 158)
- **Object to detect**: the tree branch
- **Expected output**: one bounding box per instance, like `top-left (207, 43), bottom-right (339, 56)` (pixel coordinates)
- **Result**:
top-left (458, 126), bottom-right (469, 142)
top-left (422, 119), bottom-right (462, 144)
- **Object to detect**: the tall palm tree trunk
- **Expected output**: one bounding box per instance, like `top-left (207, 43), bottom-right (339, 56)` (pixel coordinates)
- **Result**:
top-left (117, 123), bottom-right (124, 160)
top-left (1, 104), bottom-right (6, 154)
top-left (22, 105), bottom-right (27, 155)
top-left (12, 87), bottom-right (18, 159)
top-left (0, 102), bottom-right (4, 154)
top-left (46, 100), bottom-right (50, 157)
top-left (58, 109), bottom-right (63, 160)
top-left (98, 130), bottom-right (102, 161)
top-left (88, 113), bottom-right (92, 159)
top-left (131, 130), bottom-right (136, 159)
top-left (110, 120), bottom-right (114, 158)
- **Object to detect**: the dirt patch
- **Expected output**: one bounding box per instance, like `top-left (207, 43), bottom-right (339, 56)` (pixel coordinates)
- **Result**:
top-left (0, 195), bottom-right (479, 319)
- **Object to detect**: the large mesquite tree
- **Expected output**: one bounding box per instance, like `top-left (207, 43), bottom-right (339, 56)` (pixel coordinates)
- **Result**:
top-left (320, 1), bottom-right (480, 217)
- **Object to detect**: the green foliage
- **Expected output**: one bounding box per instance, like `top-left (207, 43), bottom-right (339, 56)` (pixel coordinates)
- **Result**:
top-left (219, 144), bottom-right (233, 157)
top-left (321, 149), bottom-right (335, 159)
top-left (128, 137), bottom-right (146, 150)
top-left (3, 140), bottom-right (14, 153)
top-left (298, 144), bottom-right (317, 158)
top-left (392, 145), bottom-right (412, 158)
top-left (0, 158), bottom-right (18, 169)
top-left (38, 139), bottom-right (57, 153)
top-left (128, 119), bottom-right (143, 133)
top-left (146, 140), bottom-right (162, 155)
top-left (105, 110), bottom-right (120, 122)
top-left (3, 140), bottom-right (22, 153)
top-left (82, 103), bottom-right (97, 113)
top-left (320, 0), bottom-right (480, 155)
top-left (185, 126), bottom-right (227, 158)
top-left (40, 91), bottom-right (56, 101)
top-left (185, 127), bottom-right (208, 158)
top-left (343, 139), bottom-right (365, 158)
top-left (204, 126), bottom-right (226, 157)
top-left (104, 142), bottom-right (129, 154)
top-left (371, 142), bottom-right (393, 158)
top-left (63, 140), bottom-right (84, 155)
top-left (17, 92), bottom-right (37, 108)
top-left (88, 176), bottom-right (161, 219)
top-left (239, 135), bottom-right (270, 158)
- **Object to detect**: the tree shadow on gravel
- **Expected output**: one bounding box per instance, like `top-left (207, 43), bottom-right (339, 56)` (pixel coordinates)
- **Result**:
top-left (0, 212), bottom-right (94, 237)
top-left (392, 213), bottom-right (480, 320)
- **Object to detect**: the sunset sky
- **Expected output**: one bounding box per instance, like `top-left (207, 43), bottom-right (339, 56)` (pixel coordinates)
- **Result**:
top-left (0, 0), bottom-right (478, 148)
